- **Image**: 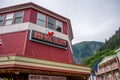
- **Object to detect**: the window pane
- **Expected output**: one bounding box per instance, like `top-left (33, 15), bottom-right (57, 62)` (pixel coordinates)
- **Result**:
top-left (38, 13), bottom-right (45, 21)
top-left (15, 11), bottom-right (23, 17)
top-left (0, 22), bottom-right (2, 26)
top-left (5, 13), bottom-right (14, 25)
top-left (56, 20), bottom-right (62, 32)
top-left (14, 11), bottom-right (23, 24)
top-left (37, 20), bottom-right (45, 27)
top-left (14, 18), bottom-right (22, 24)
top-left (56, 20), bottom-right (62, 27)
top-left (5, 20), bottom-right (12, 25)
top-left (48, 23), bottom-right (54, 29)
top-left (48, 17), bottom-right (54, 29)
top-left (48, 17), bottom-right (54, 24)
top-left (0, 15), bottom-right (4, 26)
top-left (0, 16), bottom-right (4, 20)
top-left (37, 13), bottom-right (46, 27)
top-left (56, 27), bottom-right (61, 32)
top-left (6, 13), bottom-right (14, 19)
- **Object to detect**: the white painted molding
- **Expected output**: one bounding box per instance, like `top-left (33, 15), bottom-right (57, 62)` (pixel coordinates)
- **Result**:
top-left (0, 22), bottom-right (73, 51)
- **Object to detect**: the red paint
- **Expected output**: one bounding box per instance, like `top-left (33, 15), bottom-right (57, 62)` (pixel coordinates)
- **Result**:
top-left (116, 58), bottom-right (120, 71)
top-left (0, 31), bottom-right (27, 55)
top-left (63, 22), bottom-right (68, 35)
top-left (0, 3), bottom-right (90, 78)
top-left (24, 30), bottom-right (72, 64)
top-left (0, 31), bottom-right (73, 64)
top-left (0, 2), bottom-right (73, 38)
top-left (23, 9), bottom-right (31, 22)
top-left (29, 9), bottom-right (37, 24)
top-left (0, 2), bottom-right (73, 64)
top-left (0, 8), bottom-right (68, 35)
top-left (25, 36), bottom-right (73, 63)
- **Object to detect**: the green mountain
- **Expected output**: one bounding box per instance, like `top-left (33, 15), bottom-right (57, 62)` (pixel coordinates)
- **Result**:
top-left (72, 41), bottom-right (104, 64)
top-left (82, 27), bottom-right (120, 72)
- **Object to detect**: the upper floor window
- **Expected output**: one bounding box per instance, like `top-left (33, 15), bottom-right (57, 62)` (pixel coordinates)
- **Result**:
top-left (56, 20), bottom-right (62, 32)
top-left (48, 17), bottom-right (54, 29)
top-left (4, 13), bottom-right (14, 26)
top-left (14, 11), bottom-right (23, 24)
top-left (37, 13), bottom-right (46, 27)
top-left (0, 15), bottom-right (4, 26)
top-left (36, 12), bottom-right (63, 33)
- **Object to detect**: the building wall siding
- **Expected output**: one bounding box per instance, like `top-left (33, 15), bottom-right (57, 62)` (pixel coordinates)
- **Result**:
top-left (24, 30), bottom-right (73, 63)
top-left (23, 9), bottom-right (31, 23)
top-left (0, 31), bottom-right (27, 55)
top-left (29, 9), bottom-right (37, 24)
top-left (63, 22), bottom-right (68, 35)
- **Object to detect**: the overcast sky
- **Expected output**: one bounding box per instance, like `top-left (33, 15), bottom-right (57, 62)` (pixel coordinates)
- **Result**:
top-left (1, 0), bottom-right (120, 44)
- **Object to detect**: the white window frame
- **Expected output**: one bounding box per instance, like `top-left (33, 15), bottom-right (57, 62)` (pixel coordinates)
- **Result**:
top-left (4, 13), bottom-right (14, 26)
top-left (47, 17), bottom-right (55, 30)
top-left (14, 11), bottom-right (24, 24)
top-left (0, 15), bottom-right (4, 26)
top-left (56, 20), bottom-right (63, 33)
top-left (37, 13), bottom-right (46, 27)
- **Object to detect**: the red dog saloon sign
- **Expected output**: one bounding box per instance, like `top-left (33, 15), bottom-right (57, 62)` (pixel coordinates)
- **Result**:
top-left (29, 30), bottom-right (67, 49)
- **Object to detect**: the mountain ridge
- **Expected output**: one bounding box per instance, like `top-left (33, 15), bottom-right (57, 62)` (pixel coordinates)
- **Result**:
top-left (72, 41), bottom-right (104, 64)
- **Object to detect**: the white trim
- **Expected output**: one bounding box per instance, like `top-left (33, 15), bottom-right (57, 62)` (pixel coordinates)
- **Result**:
top-left (0, 15), bottom-right (5, 26)
top-left (14, 10), bottom-right (24, 24)
top-left (0, 22), bottom-right (29, 34)
top-left (0, 5), bottom-right (68, 23)
top-left (4, 13), bottom-right (14, 26)
top-left (0, 22), bottom-right (72, 49)
top-left (0, 56), bottom-right (91, 73)
top-left (115, 48), bottom-right (120, 53)
top-left (36, 12), bottom-right (46, 27)
top-left (56, 20), bottom-right (63, 33)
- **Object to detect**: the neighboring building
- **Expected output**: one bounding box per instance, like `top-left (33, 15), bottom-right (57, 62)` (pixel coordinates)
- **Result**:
top-left (96, 55), bottom-right (120, 80)
top-left (0, 3), bottom-right (91, 80)
top-left (116, 48), bottom-right (120, 70)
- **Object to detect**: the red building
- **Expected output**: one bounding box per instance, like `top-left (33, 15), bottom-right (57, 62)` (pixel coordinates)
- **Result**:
top-left (96, 55), bottom-right (120, 80)
top-left (0, 3), bottom-right (91, 80)
top-left (116, 48), bottom-right (120, 70)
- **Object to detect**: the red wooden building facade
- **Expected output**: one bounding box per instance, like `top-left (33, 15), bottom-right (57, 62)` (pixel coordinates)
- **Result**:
top-left (96, 55), bottom-right (120, 80)
top-left (0, 3), bottom-right (91, 80)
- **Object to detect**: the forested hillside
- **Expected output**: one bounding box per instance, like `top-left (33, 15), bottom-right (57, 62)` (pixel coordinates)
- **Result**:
top-left (100, 28), bottom-right (120, 50)
top-left (82, 27), bottom-right (120, 71)
top-left (82, 49), bottom-right (115, 67)
top-left (72, 41), bottom-right (104, 64)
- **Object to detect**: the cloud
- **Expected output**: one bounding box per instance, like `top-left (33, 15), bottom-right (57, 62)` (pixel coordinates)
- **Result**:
top-left (0, 0), bottom-right (120, 44)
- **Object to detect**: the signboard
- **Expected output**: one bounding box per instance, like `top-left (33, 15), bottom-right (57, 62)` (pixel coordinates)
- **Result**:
top-left (29, 74), bottom-right (66, 80)
top-left (29, 30), bottom-right (67, 49)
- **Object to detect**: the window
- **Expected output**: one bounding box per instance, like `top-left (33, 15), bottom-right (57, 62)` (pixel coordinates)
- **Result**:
top-left (4, 13), bottom-right (14, 26)
top-left (56, 20), bottom-right (62, 32)
top-left (48, 17), bottom-right (54, 29)
top-left (36, 13), bottom-right (63, 32)
top-left (14, 11), bottom-right (23, 24)
top-left (0, 15), bottom-right (4, 26)
top-left (37, 13), bottom-right (46, 27)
